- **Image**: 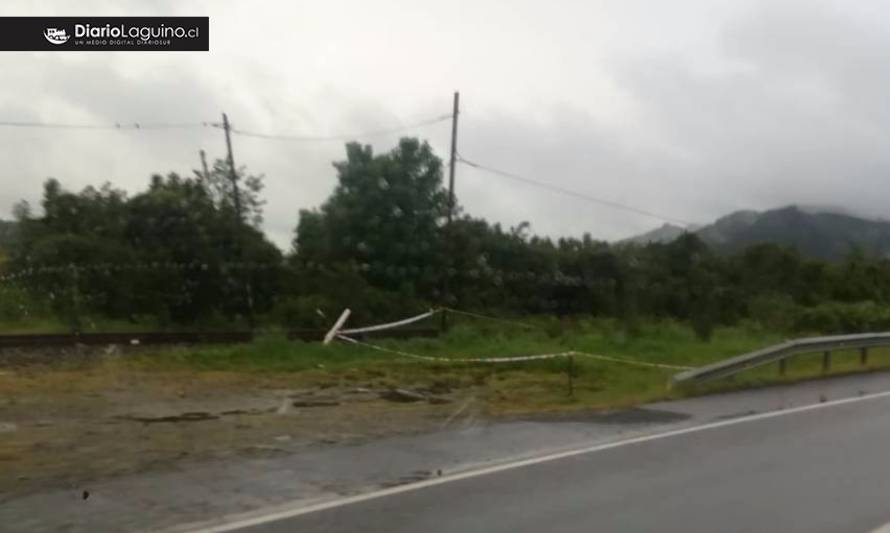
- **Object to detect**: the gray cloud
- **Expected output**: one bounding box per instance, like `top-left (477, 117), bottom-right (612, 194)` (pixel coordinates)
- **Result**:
top-left (3, 0), bottom-right (890, 249)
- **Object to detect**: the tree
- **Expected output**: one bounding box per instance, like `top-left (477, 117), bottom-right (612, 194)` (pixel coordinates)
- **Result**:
top-left (9, 169), bottom-right (282, 327)
top-left (293, 138), bottom-right (449, 298)
top-left (195, 158), bottom-right (266, 228)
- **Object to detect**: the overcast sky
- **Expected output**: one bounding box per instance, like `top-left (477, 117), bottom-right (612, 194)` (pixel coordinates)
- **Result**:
top-left (2, 0), bottom-right (890, 249)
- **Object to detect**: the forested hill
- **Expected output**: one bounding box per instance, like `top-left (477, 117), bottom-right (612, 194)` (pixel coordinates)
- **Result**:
top-left (626, 206), bottom-right (890, 260)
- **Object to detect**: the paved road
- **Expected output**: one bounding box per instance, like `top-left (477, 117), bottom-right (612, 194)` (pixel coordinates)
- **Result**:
top-left (232, 392), bottom-right (890, 533)
top-left (7, 371), bottom-right (890, 532)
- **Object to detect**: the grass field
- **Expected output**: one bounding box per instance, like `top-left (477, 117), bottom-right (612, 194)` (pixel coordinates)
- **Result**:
top-left (6, 314), bottom-right (890, 414)
top-left (121, 316), bottom-right (890, 414)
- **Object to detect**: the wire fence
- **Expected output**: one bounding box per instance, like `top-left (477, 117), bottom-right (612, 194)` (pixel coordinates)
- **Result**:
top-left (328, 307), bottom-right (691, 370)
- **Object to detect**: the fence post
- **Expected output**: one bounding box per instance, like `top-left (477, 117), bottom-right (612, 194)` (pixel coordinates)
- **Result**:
top-left (778, 357), bottom-right (786, 377)
top-left (822, 351), bottom-right (831, 373)
top-left (860, 347), bottom-right (869, 366)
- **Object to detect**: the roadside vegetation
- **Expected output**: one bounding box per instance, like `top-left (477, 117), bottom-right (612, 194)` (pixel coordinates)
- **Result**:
top-left (3, 136), bottom-right (890, 421)
top-left (4, 138), bottom-right (890, 343)
top-left (121, 317), bottom-right (890, 413)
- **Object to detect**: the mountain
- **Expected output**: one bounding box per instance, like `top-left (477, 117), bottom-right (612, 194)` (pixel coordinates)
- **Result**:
top-left (795, 204), bottom-right (885, 221)
top-left (625, 205), bottom-right (890, 260)
top-left (621, 223), bottom-right (688, 245)
top-left (695, 210), bottom-right (759, 246)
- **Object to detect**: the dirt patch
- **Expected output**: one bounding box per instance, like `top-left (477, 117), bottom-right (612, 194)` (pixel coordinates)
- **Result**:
top-left (115, 412), bottom-right (221, 423)
top-left (0, 351), bottom-right (476, 500)
top-left (379, 387), bottom-right (452, 404)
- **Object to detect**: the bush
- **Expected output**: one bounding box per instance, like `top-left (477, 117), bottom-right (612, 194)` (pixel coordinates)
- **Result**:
top-left (691, 311), bottom-right (714, 341)
top-left (273, 294), bottom-right (333, 329)
top-left (747, 293), bottom-right (799, 333)
top-left (0, 283), bottom-right (46, 322)
top-left (792, 301), bottom-right (890, 334)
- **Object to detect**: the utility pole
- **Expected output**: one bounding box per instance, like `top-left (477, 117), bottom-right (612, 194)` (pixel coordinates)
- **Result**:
top-left (221, 113), bottom-right (255, 329)
top-left (447, 91), bottom-right (460, 227)
top-left (199, 149), bottom-right (210, 181)
top-left (440, 92), bottom-right (460, 331)
top-left (221, 113), bottom-right (244, 219)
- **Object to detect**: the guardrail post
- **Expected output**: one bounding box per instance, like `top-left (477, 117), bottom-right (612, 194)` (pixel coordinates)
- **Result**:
top-left (860, 347), bottom-right (868, 366)
top-left (822, 351), bottom-right (831, 373)
top-left (778, 358), bottom-right (787, 377)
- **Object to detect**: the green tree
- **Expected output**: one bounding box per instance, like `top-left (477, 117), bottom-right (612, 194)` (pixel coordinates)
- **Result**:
top-left (293, 138), bottom-right (448, 298)
top-left (195, 158), bottom-right (266, 228)
top-left (9, 169), bottom-right (282, 327)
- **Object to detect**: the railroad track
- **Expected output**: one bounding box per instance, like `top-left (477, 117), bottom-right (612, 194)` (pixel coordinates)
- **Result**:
top-left (0, 327), bottom-right (439, 349)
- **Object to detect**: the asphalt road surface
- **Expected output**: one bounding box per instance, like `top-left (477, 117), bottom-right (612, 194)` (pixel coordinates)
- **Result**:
top-left (223, 391), bottom-right (890, 533)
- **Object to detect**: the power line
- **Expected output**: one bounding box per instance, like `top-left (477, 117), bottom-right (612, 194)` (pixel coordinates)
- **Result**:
top-left (0, 113), bottom-right (453, 141)
top-left (229, 113), bottom-right (452, 142)
top-left (457, 155), bottom-right (696, 226)
top-left (0, 120), bottom-right (212, 130)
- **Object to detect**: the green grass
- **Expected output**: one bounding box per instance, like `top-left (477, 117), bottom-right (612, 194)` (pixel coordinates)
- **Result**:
top-left (133, 318), bottom-right (777, 371)
top-left (125, 317), bottom-right (877, 413)
top-left (16, 314), bottom-right (889, 414)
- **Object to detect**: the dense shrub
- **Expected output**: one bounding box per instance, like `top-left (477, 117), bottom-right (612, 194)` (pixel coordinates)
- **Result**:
top-left (792, 301), bottom-right (890, 334)
top-left (747, 293), bottom-right (800, 333)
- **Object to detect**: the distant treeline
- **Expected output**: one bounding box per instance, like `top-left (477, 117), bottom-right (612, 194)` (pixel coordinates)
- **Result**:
top-left (3, 137), bottom-right (890, 338)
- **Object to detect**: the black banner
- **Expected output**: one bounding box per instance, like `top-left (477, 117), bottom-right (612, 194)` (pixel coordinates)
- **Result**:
top-left (0, 17), bottom-right (209, 51)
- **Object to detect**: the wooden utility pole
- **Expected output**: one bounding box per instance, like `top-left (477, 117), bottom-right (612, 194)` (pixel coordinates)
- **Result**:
top-left (199, 149), bottom-right (210, 181)
top-left (440, 92), bottom-right (460, 331)
top-left (447, 92), bottom-right (460, 227)
top-left (221, 113), bottom-right (244, 219)
top-left (221, 113), bottom-right (254, 328)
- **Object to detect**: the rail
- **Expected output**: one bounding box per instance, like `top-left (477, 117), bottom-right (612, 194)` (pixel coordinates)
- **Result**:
top-left (0, 327), bottom-right (439, 349)
top-left (672, 332), bottom-right (890, 384)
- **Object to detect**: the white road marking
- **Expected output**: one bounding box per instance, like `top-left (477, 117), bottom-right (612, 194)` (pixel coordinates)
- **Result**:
top-left (187, 389), bottom-right (890, 533)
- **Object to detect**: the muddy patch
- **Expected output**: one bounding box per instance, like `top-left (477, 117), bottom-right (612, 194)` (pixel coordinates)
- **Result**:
top-left (115, 412), bottom-right (220, 423)
top-left (0, 361), bottom-right (469, 499)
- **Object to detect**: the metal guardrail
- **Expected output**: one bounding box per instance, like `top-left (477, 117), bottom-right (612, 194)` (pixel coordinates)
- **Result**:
top-left (672, 332), bottom-right (890, 384)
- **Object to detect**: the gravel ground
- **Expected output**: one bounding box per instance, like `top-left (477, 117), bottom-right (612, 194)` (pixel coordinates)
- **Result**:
top-left (0, 347), bottom-right (478, 500)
